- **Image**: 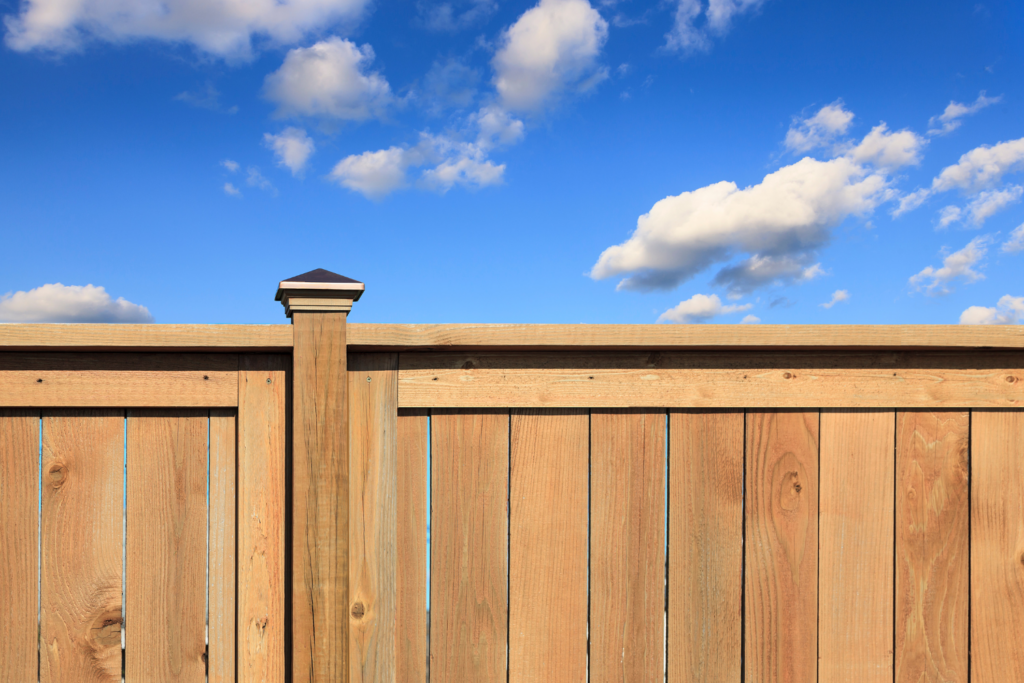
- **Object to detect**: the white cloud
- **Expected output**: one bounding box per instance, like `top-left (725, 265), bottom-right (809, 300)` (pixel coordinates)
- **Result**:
top-left (909, 235), bottom-right (990, 295)
top-left (264, 37), bottom-right (391, 119)
top-left (591, 154), bottom-right (888, 295)
top-left (931, 137), bottom-right (1024, 193)
top-left (221, 159), bottom-right (240, 173)
top-left (667, 0), bottom-right (765, 52)
top-left (820, 289), bottom-right (849, 309)
top-left (264, 128), bottom-right (315, 175)
top-left (4, 0), bottom-right (369, 58)
top-left (657, 293), bottom-right (752, 323)
top-left (892, 188), bottom-right (930, 217)
top-left (0, 283), bottom-right (153, 323)
top-left (329, 146), bottom-right (414, 198)
top-left (966, 185), bottom-right (1023, 226)
top-left (960, 295), bottom-right (1024, 325)
top-left (928, 91), bottom-right (1002, 136)
top-left (492, 0), bottom-right (609, 111)
top-left (1003, 224), bottom-right (1024, 253)
top-left (937, 205), bottom-right (962, 229)
top-left (329, 106), bottom-right (522, 198)
top-left (784, 101), bottom-right (854, 154)
top-left (847, 123), bottom-right (925, 170)
top-left (740, 314), bottom-right (761, 324)
top-left (223, 182), bottom-right (242, 196)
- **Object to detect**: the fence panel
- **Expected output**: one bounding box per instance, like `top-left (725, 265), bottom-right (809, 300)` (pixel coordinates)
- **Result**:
top-left (895, 411), bottom-right (969, 683)
top-left (590, 409), bottom-right (665, 683)
top-left (509, 409), bottom-right (588, 683)
top-left (0, 409), bottom-right (40, 683)
top-left (209, 409), bottom-right (237, 683)
top-left (667, 410), bottom-right (744, 683)
top-left (396, 409), bottom-right (429, 683)
top-left (40, 410), bottom-right (124, 683)
top-left (745, 410), bottom-right (819, 683)
top-left (970, 410), bottom-right (1024, 682)
top-left (430, 409), bottom-right (508, 683)
top-left (818, 410), bottom-right (895, 682)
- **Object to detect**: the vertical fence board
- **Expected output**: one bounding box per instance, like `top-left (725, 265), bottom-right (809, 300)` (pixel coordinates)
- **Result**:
top-left (970, 410), bottom-right (1024, 682)
top-left (431, 409), bottom-right (509, 683)
top-left (509, 409), bottom-right (588, 683)
top-left (126, 411), bottom-right (207, 683)
top-left (40, 410), bottom-right (124, 683)
top-left (745, 411), bottom-right (819, 683)
top-left (0, 410), bottom-right (40, 683)
top-left (668, 410), bottom-right (744, 683)
top-left (349, 353), bottom-right (399, 683)
top-left (209, 409), bottom-right (237, 683)
top-left (591, 409), bottom-right (665, 683)
top-left (237, 355), bottom-right (287, 683)
top-left (396, 409), bottom-right (428, 683)
top-left (292, 311), bottom-right (350, 683)
top-left (818, 410), bottom-right (895, 683)
top-left (894, 411), bottom-right (968, 683)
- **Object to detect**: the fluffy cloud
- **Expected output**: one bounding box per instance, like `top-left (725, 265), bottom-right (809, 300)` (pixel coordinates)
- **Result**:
top-left (740, 314), bottom-right (761, 324)
top-left (960, 295), bottom-right (1024, 325)
top-left (264, 38), bottom-right (391, 119)
top-left (820, 289), bottom-right (849, 309)
top-left (591, 117), bottom-right (927, 295)
top-left (221, 159), bottom-right (240, 173)
top-left (928, 91), bottom-right (1002, 136)
top-left (329, 106), bottom-right (522, 198)
top-left (1003, 224), bottom-right (1024, 253)
top-left (0, 283), bottom-right (153, 323)
top-left (784, 101), bottom-right (854, 154)
top-left (264, 128), bottom-right (315, 175)
top-left (657, 293), bottom-right (752, 323)
top-left (965, 186), bottom-right (1023, 226)
top-left (667, 0), bottom-right (765, 52)
top-left (909, 235), bottom-right (990, 295)
top-left (931, 137), bottom-right (1024, 193)
top-left (937, 205), bottom-right (962, 229)
top-left (223, 182), bottom-right (242, 196)
top-left (4, 0), bottom-right (368, 57)
top-left (492, 0), bottom-right (608, 112)
top-left (847, 123), bottom-right (925, 170)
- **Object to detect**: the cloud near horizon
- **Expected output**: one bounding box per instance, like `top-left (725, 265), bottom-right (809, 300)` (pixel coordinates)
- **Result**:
top-left (657, 293), bottom-right (752, 323)
top-left (591, 106), bottom-right (925, 296)
top-left (0, 284), bottom-right (153, 323)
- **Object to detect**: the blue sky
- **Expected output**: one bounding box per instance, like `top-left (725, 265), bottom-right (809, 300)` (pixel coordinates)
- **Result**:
top-left (1, 0), bottom-right (1022, 325)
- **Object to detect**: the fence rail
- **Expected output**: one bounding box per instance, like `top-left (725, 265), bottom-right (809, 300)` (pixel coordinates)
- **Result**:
top-left (0, 272), bottom-right (1022, 683)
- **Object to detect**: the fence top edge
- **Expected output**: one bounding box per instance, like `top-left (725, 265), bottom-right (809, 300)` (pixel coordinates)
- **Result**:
top-left (2, 323), bottom-right (1023, 352)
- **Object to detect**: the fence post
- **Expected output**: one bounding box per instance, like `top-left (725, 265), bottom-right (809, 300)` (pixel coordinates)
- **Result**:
top-left (277, 269), bottom-right (365, 683)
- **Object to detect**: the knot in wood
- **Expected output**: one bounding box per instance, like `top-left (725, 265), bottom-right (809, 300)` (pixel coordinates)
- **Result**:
top-left (783, 372), bottom-right (793, 379)
top-left (48, 464), bottom-right (68, 487)
top-left (351, 602), bottom-right (365, 619)
top-left (1007, 375), bottom-right (1017, 384)
top-left (90, 610), bottom-right (122, 648)
top-left (780, 470), bottom-right (802, 511)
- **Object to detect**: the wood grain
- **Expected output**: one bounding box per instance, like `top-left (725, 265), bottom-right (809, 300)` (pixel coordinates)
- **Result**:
top-left (745, 411), bottom-right (819, 683)
top-left (126, 410), bottom-right (207, 683)
top-left (209, 409), bottom-right (237, 683)
top-left (237, 355), bottom-right (288, 683)
top-left (0, 409), bottom-right (40, 683)
top-left (509, 409), bottom-right (588, 683)
top-left (668, 411), bottom-right (744, 683)
top-left (818, 410), bottom-right (895, 682)
top-left (291, 311), bottom-right (350, 683)
top-left (970, 410), bottom-right (1024, 682)
top-left (348, 353), bottom-right (399, 683)
top-left (40, 410), bottom-right (124, 683)
top-left (0, 324), bottom-right (292, 350)
top-left (0, 353), bottom-right (238, 407)
top-left (345, 324), bottom-right (1024, 351)
top-left (396, 409), bottom-right (428, 683)
top-left (397, 351), bottom-right (1024, 408)
top-left (590, 409), bottom-right (665, 683)
top-left (431, 410), bottom-right (509, 683)
top-left (895, 411), bottom-right (969, 683)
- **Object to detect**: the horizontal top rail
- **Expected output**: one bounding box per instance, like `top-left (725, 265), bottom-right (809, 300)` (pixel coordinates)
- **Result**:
top-left (2, 323), bottom-right (1023, 351)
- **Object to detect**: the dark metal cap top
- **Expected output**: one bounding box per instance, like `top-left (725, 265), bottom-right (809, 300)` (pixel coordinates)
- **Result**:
top-left (275, 268), bottom-right (365, 300)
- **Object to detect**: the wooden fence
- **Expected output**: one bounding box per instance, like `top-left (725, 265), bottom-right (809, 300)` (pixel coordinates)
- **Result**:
top-left (1, 271), bottom-right (1023, 683)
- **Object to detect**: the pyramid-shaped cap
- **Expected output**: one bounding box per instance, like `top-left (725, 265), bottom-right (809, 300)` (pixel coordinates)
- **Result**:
top-left (275, 268), bottom-right (364, 301)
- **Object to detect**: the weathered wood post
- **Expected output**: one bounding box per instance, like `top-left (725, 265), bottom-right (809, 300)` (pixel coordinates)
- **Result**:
top-left (277, 269), bottom-right (364, 682)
